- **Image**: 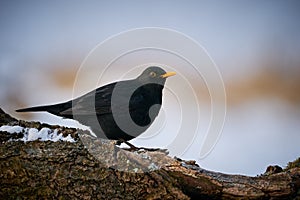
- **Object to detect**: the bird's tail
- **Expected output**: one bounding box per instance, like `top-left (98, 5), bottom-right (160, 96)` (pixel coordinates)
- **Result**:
top-left (16, 105), bottom-right (58, 113)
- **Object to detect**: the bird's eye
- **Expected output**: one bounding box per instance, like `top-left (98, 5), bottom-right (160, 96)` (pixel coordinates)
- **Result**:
top-left (149, 72), bottom-right (157, 77)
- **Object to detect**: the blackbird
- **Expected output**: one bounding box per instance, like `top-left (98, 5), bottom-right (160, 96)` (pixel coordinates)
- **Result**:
top-left (16, 67), bottom-right (176, 147)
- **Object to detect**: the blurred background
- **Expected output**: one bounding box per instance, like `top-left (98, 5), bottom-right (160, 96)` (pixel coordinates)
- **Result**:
top-left (1, 0), bottom-right (300, 176)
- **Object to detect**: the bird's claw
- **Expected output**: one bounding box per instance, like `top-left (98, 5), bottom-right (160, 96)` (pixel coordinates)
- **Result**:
top-left (117, 140), bottom-right (167, 152)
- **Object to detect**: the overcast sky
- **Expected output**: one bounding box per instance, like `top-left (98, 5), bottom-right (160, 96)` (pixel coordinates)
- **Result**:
top-left (1, 1), bottom-right (300, 176)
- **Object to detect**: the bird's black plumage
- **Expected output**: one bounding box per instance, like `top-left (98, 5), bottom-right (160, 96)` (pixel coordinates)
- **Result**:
top-left (16, 67), bottom-right (176, 142)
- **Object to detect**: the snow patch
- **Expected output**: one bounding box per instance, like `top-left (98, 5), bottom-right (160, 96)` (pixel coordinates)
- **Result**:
top-left (27, 128), bottom-right (39, 141)
top-left (0, 125), bottom-right (76, 143)
top-left (0, 125), bottom-right (24, 134)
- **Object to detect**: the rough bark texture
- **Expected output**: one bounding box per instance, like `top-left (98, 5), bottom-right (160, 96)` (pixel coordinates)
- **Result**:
top-left (0, 108), bottom-right (299, 199)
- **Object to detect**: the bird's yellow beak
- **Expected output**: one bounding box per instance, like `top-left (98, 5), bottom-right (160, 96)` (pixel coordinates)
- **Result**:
top-left (160, 71), bottom-right (176, 78)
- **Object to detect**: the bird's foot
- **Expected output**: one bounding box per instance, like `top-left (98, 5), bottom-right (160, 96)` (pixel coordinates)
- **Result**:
top-left (119, 141), bottom-right (167, 152)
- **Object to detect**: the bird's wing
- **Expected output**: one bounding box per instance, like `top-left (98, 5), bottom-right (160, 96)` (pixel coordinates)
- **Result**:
top-left (59, 80), bottom-right (144, 116)
top-left (59, 82), bottom-right (117, 116)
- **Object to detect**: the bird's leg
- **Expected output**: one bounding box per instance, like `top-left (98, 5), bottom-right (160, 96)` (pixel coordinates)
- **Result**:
top-left (115, 140), bottom-right (123, 146)
top-left (115, 140), bottom-right (139, 151)
top-left (123, 141), bottom-right (139, 151)
top-left (117, 140), bottom-right (164, 152)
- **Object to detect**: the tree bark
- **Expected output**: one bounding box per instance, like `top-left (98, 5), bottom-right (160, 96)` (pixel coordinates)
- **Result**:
top-left (0, 108), bottom-right (299, 199)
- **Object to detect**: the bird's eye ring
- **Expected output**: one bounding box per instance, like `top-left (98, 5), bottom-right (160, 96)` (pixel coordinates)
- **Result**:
top-left (149, 72), bottom-right (157, 77)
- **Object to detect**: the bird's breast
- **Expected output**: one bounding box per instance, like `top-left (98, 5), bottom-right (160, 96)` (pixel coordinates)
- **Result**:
top-left (128, 86), bottom-right (163, 126)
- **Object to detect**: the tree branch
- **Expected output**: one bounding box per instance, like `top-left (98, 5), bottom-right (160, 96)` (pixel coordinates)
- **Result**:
top-left (0, 108), bottom-right (299, 199)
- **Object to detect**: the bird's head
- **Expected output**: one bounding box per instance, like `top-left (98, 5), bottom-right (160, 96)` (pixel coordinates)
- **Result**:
top-left (138, 66), bottom-right (176, 85)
